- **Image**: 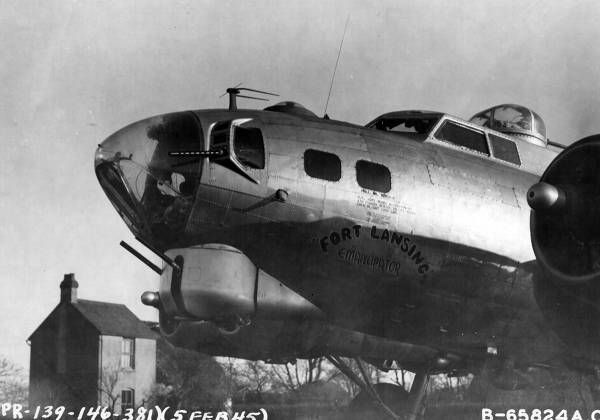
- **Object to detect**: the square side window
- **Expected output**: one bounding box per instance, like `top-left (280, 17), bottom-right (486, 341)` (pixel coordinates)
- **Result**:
top-left (356, 160), bottom-right (391, 193)
top-left (304, 149), bottom-right (342, 181)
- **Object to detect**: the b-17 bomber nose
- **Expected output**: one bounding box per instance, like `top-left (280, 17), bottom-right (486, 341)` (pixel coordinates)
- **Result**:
top-left (95, 111), bottom-right (204, 243)
top-left (527, 182), bottom-right (565, 212)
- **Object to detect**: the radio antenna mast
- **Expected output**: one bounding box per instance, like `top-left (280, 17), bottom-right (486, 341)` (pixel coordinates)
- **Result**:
top-left (323, 15), bottom-right (350, 117)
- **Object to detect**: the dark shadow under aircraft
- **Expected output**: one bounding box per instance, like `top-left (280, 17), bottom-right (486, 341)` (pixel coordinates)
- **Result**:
top-left (95, 89), bottom-right (600, 419)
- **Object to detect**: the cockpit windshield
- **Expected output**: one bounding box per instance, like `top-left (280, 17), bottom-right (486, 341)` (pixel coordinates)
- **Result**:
top-left (95, 112), bottom-right (203, 243)
top-left (366, 112), bottom-right (442, 139)
top-left (378, 118), bottom-right (437, 134)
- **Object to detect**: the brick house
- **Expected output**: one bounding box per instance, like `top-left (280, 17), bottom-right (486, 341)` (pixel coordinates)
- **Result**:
top-left (28, 274), bottom-right (158, 412)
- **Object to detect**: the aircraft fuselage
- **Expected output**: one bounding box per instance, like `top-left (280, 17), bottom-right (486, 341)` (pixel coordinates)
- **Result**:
top-left (96, 107), bottom-right (581, 373)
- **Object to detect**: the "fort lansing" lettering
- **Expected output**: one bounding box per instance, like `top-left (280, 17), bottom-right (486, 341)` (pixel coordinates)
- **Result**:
top-left (319, 225), bottom-right (430, 275)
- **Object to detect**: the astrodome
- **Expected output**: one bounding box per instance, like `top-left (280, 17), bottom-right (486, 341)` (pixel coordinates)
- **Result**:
top-left (470, 104), bottom-right (547, 146)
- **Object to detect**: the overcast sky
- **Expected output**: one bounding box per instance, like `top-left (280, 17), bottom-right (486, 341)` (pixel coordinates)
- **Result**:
top-left (2, 0), bottom-right (600, 370)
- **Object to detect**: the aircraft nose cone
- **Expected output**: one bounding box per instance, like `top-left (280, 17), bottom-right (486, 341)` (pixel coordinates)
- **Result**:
top-left (94, 111), bottom-right (204, 244)
top-left (93, 116), bottom-right (163, 237)
top-left (94, 144), bottom-right (105, 166)
top-left (95, 118), bottom-right (150, 168)
top-left (527, 182), bottom-right (565, 211)
top-left (94, 142), bottom-right (125, 170)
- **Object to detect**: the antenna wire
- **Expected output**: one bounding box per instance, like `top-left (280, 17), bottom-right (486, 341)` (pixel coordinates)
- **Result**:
top-left (324, 15), bottom-right (350, 116)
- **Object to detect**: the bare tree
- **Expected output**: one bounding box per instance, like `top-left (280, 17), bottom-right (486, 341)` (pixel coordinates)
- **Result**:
top-left (0, 358), bottom-right (21, 379)
top-left (329, 358), bottom-right (381, 398)
top-left (235, 360), bottom-right (278, 398)
top-left (270, 358), bottom-right (333, 392)
top-left (219, 358), bottom-right (239, 396)
top-left (0, 357), bottom-right (27, 404)
top-left (98, 364), bottom-right (121, 412)
top-left (151, 342), bottom-right (227, 411)
top-left (390, 369), bottom-right (414, 392)
top-left (425, 373), bottom-right (474, 404)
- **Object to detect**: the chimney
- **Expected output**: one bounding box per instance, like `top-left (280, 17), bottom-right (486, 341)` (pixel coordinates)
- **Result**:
top-left (60, 273), bottom-right (79, 304)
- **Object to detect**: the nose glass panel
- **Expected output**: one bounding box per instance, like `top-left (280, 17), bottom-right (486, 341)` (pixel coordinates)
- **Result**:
top-left (95, 112), bottom-right (203, 242)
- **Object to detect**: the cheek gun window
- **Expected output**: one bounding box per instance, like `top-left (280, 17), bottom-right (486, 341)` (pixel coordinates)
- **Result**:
top-left (233, 126), bottom-right (265, 169)
top-left (304, 149), bottom-right (342, 181)
top-left (356, 160), bottom-right (391, 193)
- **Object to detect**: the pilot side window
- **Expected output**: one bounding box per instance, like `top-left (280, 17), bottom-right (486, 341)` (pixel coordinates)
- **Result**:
top-left (304, 149), bottom-right (341, 181)
top-left (233, 126), bottom-right (265, 169)
top-left (356, 160), bottom-right (391, 193)
top-left (434, 121), bottom-right (490, 155)
top-left (489, 134), bottom-right (521, 165)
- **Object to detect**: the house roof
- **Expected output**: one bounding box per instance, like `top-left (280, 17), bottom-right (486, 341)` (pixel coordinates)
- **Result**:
top-left (73, 299), bottom-right (159, 340)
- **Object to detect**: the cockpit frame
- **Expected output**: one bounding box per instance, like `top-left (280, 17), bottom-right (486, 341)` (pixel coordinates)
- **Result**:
top-left (366, 110), bottom-right (523, 167)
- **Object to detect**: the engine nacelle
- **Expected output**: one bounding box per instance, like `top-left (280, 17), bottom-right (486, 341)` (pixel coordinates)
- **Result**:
top-left (530, 134), bottom-right (600, 284)
top-left (529, 135), bottom-right (600, 365)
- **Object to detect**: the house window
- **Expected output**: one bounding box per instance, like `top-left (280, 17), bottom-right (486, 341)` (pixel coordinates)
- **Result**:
top-left (489, 134), bottom-right (521, 165)
top-left (121, 389), bottom-right (135, 412)
top-left (304, 149), bottom-right (341, 181)
top-left (434, 121), bottom-right (490, 155)
top-left (356, 160), bottom-right (391, 193)
top-left (121, 338), bottom-right (135, 369)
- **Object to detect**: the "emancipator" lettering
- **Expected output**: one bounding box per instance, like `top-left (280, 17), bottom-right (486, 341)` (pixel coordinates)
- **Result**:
top-left (319, 225), bottom-right (430, 274)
